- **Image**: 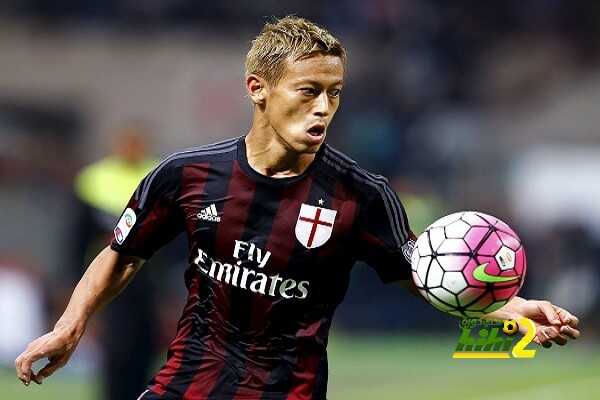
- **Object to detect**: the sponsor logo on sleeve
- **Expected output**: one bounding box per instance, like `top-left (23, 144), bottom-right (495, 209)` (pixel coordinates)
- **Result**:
top-left (402, 239), bottom-right (415, 263)
top-left (114, 208), bottom-right (137, 244)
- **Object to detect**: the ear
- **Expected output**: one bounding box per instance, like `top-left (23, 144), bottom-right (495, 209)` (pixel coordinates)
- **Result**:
top-left (246, 74), bottom-right (267, 105)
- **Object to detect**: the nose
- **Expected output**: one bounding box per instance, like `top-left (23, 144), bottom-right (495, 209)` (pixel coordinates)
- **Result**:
top-left (313, 92), bottom-right (330, 117)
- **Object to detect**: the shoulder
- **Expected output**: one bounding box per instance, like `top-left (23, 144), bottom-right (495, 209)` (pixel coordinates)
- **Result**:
top-left (147, 136), bottom-right (239, 177)
top-left (321, 144), bottom-right (394, 200)
top-left (135, 137), bottom-right (240, 203)
top-left (159, 136), bottom-right (240, 170)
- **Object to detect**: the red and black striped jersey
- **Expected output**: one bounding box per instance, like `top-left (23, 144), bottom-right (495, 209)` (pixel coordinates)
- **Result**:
top-left (111, 136), bottom-right (414, 400)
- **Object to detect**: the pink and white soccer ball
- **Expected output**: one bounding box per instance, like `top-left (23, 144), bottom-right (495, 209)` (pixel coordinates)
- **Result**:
top-left (411, 211), bottom-right (527, 318)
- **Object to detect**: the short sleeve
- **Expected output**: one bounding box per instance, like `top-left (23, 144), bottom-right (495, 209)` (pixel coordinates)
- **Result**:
top-left (110, 159), bottom-right (184, 259)
top-left (356, 179), bottom-right (416, 283)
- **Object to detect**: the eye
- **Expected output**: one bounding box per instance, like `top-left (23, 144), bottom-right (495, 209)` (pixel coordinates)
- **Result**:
top-left (300, 87), bottom-right (318, 96)
top-left (329, 89), bottom-right (342, 98)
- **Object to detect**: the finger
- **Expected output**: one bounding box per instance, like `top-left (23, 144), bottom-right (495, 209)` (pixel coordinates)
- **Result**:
top-left (537, 328), bottom-right (552, 348)
top-left (33, 355), bottom-right (67, 384)
top-left (538, 301), bottom-right (561, 325)
top-left (563, 312), bottom-right (579, 328)
top-left (533, 335), bottom-right (552, 348)
top-left (14, 354), bottom-right (30, 385)
top-left (560, 325), bottom-right (580, 340)
top-left (554, 307), bottom-right (571, 324)
top-left (570, 315), bottom-right (580, 328)
top-left (552, 334), bottom-right (569, 346)
top-left (15, 351), bottom-right (40, 385)
top-left (15, 337), bottom-right (56, 385)
top-left (543, 326), bottom-right (569, 346)
top-left (538, 326), bottom-right (563, 347)
top-left (19, 353), bottom-right (42, 385)
top-left (554, 306), bottom-right (579, 327)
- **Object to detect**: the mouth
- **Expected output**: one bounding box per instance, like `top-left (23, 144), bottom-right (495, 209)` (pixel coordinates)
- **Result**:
top-left (307, 124), bottom-right (326, 137)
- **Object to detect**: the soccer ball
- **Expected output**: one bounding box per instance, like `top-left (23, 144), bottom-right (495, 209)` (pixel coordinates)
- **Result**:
top-left (411, 211), bottom-right (526, 318)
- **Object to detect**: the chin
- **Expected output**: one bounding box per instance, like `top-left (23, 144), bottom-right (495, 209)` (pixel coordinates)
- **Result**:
top-left (301, 133), bottom-right (327, 151)
top-left (293, 140), bottom-right (323, 155)
top-left (277, 130), bottom-right (325, 154)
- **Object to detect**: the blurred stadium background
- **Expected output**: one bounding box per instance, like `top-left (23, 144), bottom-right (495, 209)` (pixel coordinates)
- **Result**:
top-left (1, 1), bottom-right (599, 399)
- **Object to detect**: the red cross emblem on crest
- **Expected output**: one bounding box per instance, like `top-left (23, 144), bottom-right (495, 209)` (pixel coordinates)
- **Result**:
top-left (295, 204), bottom-right (337, 249)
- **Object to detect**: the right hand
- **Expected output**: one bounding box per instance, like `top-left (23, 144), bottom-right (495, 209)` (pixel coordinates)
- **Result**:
top-left (15, 328), bottom-right (80, 386)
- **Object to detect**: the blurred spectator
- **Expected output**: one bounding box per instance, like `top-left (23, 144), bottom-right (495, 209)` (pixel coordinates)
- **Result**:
top-left (69, 121), bottom-right (159, 400)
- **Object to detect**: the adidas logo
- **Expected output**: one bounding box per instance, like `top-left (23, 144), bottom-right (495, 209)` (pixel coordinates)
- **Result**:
top-left (197, 204), bottom-right (221, 223)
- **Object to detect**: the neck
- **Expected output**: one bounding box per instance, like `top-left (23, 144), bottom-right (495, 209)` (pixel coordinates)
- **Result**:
top-left (245, 117), bottom-right (317, 178)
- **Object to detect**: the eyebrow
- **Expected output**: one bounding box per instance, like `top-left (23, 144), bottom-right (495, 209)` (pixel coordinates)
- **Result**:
top-left (296, 79), bottom-right (344, 87)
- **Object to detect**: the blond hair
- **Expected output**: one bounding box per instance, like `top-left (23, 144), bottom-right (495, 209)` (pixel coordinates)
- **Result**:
top-left (245, 16), bottom-right (347, 85)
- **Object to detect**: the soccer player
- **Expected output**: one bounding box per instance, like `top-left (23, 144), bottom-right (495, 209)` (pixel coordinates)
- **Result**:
top-left (16, 16), bottom-right (580, 400)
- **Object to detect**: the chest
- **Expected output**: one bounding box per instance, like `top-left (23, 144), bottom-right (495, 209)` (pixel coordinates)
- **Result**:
top-left (179, 175), bottom-right (359, 270)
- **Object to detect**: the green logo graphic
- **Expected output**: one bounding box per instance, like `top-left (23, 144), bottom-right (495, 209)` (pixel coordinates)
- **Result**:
top-left (473, 263), bottom-right (519, 283)
top-left (452, 318), bottom-right (536, 359)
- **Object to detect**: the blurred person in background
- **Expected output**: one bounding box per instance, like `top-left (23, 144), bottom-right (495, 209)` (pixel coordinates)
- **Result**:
top-left (15, 16), bottom-right (581, 400)
top-left (70, 121), bottom-right (159, 400)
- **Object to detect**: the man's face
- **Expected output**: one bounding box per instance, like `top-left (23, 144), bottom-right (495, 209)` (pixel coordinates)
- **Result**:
top-left (263, 54), bottom-right (344, 154)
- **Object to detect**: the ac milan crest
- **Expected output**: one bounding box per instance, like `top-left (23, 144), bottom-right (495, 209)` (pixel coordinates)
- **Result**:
top-left (295, 203), bottom-right (337, 249)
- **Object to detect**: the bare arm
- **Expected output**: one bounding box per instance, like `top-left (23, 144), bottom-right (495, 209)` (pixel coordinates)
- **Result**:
top-left (15, 246), bottom-right (144, 386)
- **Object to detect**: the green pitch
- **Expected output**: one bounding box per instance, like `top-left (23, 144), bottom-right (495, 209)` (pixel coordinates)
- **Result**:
top-left (2, 335), bottom-right (599, 400)
top-left (327, 335), bottom-right (600, 400)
